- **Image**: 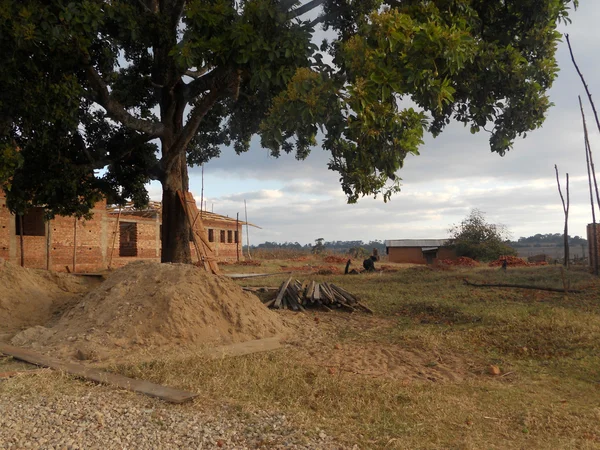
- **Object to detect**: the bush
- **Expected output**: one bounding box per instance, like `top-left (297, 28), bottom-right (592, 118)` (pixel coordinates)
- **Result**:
top-left (449, 209), bottom-right (517, 261)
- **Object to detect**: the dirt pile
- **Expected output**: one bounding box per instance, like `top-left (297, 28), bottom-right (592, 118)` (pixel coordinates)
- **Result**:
top-left (12, 261), bottom-right (288, 359)
top-left (438, 257), bottom-right (479, 267)
top-left (488, 256), bottom-right (528, 267)
top-left (0, 260), bottom-right (87, 334)
top-left (322, 255), bottom-right (348, 264)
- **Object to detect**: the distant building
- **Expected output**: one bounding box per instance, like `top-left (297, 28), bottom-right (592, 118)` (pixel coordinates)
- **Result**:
top-left (385, 239), bottom-right (456, 265)
top-left (0, 192), bottom-right (254, 272)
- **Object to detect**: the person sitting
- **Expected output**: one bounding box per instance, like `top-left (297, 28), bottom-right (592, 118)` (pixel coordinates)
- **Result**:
top-left (363, 255), bottom-right (377, 272)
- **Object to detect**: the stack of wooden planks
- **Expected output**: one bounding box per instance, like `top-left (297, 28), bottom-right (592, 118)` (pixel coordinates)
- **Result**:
top-left (264, 278), bottom-right (373, 313)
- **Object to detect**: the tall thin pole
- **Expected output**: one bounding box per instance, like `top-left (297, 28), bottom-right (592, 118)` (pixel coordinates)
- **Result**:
top-left (580, 96), bottom-right (599, 275)
top-left (554, 165), bottom-right (570, 268)
top-left (108, 206), bottom-right (122, 270)
top-left (73, 217), bottom-right (77, 273)
top-left (19, 214), bottom-right (24, 267)
top-left (236, 212), bottom-right (240, 262)
top-left (46, 220), bottom-right (51, 270)
top-left (567, 35), bottom-right (600, 137)
top-left (200, 164), bottom-right (204, 217)
top-left (244, 199), bottom-right (251, 259)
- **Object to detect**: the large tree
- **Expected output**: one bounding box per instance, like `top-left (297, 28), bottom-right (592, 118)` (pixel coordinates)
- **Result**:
top-left (0, 0), bottom-right (578, 263)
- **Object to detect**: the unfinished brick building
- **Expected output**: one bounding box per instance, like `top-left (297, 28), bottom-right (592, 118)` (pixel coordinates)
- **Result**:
top-left (587, 223), bottom-right (600, 267)
top-left (0, 192), bottom-right (251, 272)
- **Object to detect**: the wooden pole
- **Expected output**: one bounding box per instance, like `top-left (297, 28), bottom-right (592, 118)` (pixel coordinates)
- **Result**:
top-left (554, 165), bottom-right (570, 268)
top-left (19, 214), bottom-right (24, 267)
top-left (236, 213), bottom-right (240, 262)
top-left (580, 96), bottom-right (599, 275)
top-left (108, 206), bottom-right (122, 270)
top-left (244, 199), bottom-right (251, 259)
top-left (73, 217), bottom-right (77, 273)
top-left (567, 35), bottom-right (600, 137)
top-left (200, 164), bottom-right (204, 217)
top-left (46, 220), bottom-right (51, 270)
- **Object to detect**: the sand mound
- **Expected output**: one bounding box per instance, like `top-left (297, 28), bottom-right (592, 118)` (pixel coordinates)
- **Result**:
top-left (0, 260), bottom-right (86, 334)
top-left (13, 261), bottom-right (288, 360)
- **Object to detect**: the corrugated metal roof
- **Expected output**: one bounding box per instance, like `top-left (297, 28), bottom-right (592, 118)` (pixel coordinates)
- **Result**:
top-left (385, 239), bottom-right (451, 247)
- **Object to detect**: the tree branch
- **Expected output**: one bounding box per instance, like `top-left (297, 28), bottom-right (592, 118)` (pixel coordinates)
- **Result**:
top-left (163, 90), bottom-right (222, 173)
top-left (280, 0), bottom-right (299, 12)
top-left (184, 67), bottom-right (210, 79)
top-left (289, 0), bottom-right (325, 19)
top-left (183, 68), bottom-right (224, 102)
top-left (165, 71), bottom-right (240, 173)
top-left (463, 278), bottom-right (581, 294)
top-left (85, 66), bottom-right (165, 137)
top-left (555, 164), bottom-right (567, 214)
top-left (308, 12), bottom-right (333, 28)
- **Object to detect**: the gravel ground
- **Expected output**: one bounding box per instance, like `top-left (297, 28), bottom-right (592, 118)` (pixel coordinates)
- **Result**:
top-left (0, 383), bottom-right (350, 450)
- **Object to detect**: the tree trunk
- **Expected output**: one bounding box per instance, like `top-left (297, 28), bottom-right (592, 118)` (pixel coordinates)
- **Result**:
top-left (564, 220), bottom-right (569, 267)
top-left (160, 152), bottom-right (192, 263)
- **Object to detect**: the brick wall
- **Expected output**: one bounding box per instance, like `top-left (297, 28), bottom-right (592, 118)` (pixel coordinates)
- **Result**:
top-left (0, 191), bottom-right (244, 270)
top-left (387, 246), bottom-right (457, 264)
top-left (203, 217), bottom-right (243, 261)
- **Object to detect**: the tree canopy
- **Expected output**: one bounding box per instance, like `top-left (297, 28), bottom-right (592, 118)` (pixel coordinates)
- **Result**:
top-left (0, 0), bottom-right (578, 262)
top-left (449, 209), bottom-right (516, 261)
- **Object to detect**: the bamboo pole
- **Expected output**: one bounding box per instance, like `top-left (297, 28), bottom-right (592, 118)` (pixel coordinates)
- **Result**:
top-left (46, 220), bottom-right (51, 270)
top-left (236, 212), bottom-right (240, 262)
top-left (108, 206), bottom-right (122, 270)
top-left (244, 199), bottom-right (251, 259)
top-left (554, 165), bottom-right (570, 268)
top-left (19, 214), bottom-right (24, 267)
top-left (200, 164), bottom-right (204, 218)
top-left (580, 96), bottom-right (599, 275)
top-left (72, 217), bottom-right (77, 273)
top-left (567, 35), bottom-right (600, 136)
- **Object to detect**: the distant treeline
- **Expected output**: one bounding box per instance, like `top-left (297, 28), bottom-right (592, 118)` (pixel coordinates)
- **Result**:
top-left (251, 240), bottom-right (387, 253)
top-left (253, 234), bottom-right (589, 252)
top-left (509, 233), bottom-right (587, 248)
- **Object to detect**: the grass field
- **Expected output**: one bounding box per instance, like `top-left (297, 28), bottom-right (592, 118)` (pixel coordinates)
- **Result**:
top-left (3, 258), bottom-right (600, 449)
top-left (117, 260), bottom-right (600, 449)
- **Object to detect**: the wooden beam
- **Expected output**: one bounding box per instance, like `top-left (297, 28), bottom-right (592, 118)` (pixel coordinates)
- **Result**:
top-left (0, 344), bottom-right (198, 404)
top-left (274, 277), bottom-right (292, 309)
top-left (463, 278), bottom-right (582, 293)
top-left (203, 337), bottom-right (282, 359)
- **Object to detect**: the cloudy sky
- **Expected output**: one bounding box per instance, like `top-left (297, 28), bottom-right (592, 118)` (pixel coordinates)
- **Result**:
top-left (150, 2), bottom-right (600, 247)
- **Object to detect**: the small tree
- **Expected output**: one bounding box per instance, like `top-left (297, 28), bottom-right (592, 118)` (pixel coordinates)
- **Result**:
top-left (312, 238), bottom-right (325, 255)
top-left (449, 210), bottom-right (516, 261)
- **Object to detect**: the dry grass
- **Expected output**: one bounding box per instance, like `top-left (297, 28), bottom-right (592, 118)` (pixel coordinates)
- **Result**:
top-left (2, 263), bottom-right (600, 449)
top-left (112, 264), bottom-right (600, 448)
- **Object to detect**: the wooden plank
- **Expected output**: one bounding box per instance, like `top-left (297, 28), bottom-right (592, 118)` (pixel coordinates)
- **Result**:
top-left (203, 337), bottom-right (282, 359)
top-left (177, 191), bottom-right (211, 273)
top-left (357, 302), bottom-right (374, 314)
top-left (262, 298), bottom-right (276, 308)
top-left (312, 283), bottom-right (321, 302)
top-left (177, 191), bottom-right (220, 275)
top-left (320, 283), bottom-right (335, 304)
top-left (306, 281), bottom-right (315, 301)
top-left (0, 344), bottom-right (198, 404)
top-left (274, 277), bottom-right (292, 309)
top-left (330, 284), bottom-right (359, 305)
top-left (226, 272), bottom-right (292, 279)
